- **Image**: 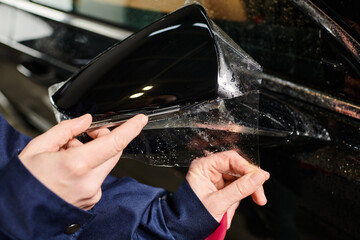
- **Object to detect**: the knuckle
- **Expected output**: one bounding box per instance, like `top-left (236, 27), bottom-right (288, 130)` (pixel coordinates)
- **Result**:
top-left (228, 150), bottom-right (238, 155)
top-left (189, 158), bottom-right (201, 170)
top-left (63, 157), bottom-right (88, 176)
top-left (62, 157), bottom-right (75, 171)
top-left (57, 120), bottom-right (76, 136)
top-left (215, 150), bottom-right (236, 161)
top-left (73, 164), bottom-right (88, 176)
top-left (234, 181), bottom-right (250, 199)
top-left (112, 134), bottom-right (126, 153)
top-left (58, 119), bottom-right (72, 128)
top-left (227, 150), bottom-right (240, 159)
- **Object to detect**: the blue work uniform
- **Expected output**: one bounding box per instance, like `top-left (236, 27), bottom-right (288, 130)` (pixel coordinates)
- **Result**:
top-left (0, 114), bottom-right (218, 239)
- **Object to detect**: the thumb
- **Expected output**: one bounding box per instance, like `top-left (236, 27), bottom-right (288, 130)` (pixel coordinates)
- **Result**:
top-left (216, 171), bottom-right (266, 208)
top-left (35, 114), bottom-right (92, 151)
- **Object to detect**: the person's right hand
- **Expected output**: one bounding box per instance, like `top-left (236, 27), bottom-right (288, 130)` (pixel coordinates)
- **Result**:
top-left (18, 114), bottom-right (148, 210)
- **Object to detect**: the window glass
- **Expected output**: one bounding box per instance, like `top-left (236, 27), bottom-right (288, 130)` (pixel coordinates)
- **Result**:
top-left (72, 0), bottom-right (251, 30)
top-left (73, 0), bottom-right (184, 30)
top-left (32, 0), bottom-right (73, 11)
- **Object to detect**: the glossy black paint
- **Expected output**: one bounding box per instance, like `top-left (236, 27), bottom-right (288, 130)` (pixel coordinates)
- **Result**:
top-left (257, 94), bottom-right (360, 240)
top-left (311, 0), bottom-right (360, 44)
top-left (52, 4), bottom-right (218, 118)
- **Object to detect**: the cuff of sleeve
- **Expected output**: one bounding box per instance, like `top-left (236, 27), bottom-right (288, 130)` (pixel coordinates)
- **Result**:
top-left (0, 153), bottom-right (95, 239)
top-left (166, 180), bottom-right (219, 240)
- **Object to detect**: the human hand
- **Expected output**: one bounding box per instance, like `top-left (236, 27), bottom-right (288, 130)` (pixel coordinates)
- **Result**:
top-left (19, 114), bottom-right (148, 210)
top-left (186, 151), bottom-right (270, 228)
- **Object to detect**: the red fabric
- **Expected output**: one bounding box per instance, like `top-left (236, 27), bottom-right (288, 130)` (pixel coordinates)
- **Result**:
top-left (205, 212), bottom-right (227, 240)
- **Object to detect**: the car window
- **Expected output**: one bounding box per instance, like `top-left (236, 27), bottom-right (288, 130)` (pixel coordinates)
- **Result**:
top-left (32, 0), bottom-right (73, 11)
top-left (30, 0), bottom-right (184, 30)
top-left (30, 0), bottom-right (360, 103)
top-left (73, 0), bottom-right (185, 30)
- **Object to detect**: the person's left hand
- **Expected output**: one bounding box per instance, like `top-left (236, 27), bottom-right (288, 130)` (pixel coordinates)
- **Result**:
top-left (186, 150), bottom-right (270, 228)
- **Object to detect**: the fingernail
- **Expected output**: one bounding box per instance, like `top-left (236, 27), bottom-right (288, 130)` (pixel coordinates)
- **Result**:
top-left (141, 115), bottom-right (148, 125)
top-left (251, 172), bottom-right (265, 186)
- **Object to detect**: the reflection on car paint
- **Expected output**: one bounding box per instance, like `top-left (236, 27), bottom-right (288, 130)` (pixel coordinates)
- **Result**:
top-left (261, 71), bottom-right (360, 120)
top-left (291, 0), bottom-right (360, 64)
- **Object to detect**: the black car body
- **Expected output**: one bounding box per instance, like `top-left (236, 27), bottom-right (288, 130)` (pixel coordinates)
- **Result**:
top-left (0, 0), bottom-right (359, 239)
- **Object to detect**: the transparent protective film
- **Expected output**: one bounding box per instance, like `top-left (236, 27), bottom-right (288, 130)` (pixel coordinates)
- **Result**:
top-left (122, 20), bottom-right (262, 166)
top-left (49, 3), bottom-right (262, 167)
top-left (123, 96), bottom-right (260, 167)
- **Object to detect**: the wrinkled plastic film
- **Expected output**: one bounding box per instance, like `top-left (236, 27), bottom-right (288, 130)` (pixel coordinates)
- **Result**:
top-left (48, 81), bottom-right (71, 122)
top-left (123, 96), bottom-right (260, 167)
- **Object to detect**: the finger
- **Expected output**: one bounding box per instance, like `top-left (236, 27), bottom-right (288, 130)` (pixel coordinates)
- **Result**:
top-left (71, 114), bottom-right (148, 169)
top-left (66, 138), bottom-right (83, 149)
top-left (87, 127), bottom-right (110, 139)
top-left (90, 152), bottom-right (122, 185)
top-left (34, 114), bottom-right (92, 152)
top-left (223, 172), bottom-right (238, 182)
top-left (226, 202), bottom-right (240, 229)
top-left (251, 186), bottom-right (267, 206)
top-left (216, 170), bottom-right (267, 207)
top-left (206, 151), bottom-right (258, 177)
top-left (213, 151), bottom-right (270, 182)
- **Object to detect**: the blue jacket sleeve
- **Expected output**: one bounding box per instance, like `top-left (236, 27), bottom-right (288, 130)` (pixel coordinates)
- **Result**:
top-left (0, 115), bottom-right (218, 240)
top-left (0, 115), bottom-right (95, 239)
top-left (80, 176), bottom-right (219, 240)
